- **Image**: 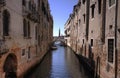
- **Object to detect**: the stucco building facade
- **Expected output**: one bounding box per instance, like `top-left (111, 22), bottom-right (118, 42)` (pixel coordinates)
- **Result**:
top-left (65, 0), bottom-right (120, 78)
top-left (0, 0), bottom-right (53, 78)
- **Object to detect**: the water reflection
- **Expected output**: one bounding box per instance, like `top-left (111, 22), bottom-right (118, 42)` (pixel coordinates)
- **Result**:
top-left (24, 43), bottom-right (93, 78)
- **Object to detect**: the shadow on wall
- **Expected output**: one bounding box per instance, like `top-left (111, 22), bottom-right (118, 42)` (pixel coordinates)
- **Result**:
top-left (77, 44), bottom-right (101, 78)
top-left (95, 56), bottom-right (100, 78)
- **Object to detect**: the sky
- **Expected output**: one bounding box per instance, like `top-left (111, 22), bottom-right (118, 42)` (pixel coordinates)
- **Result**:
top-left (48, 0), bottom-right (78, 36)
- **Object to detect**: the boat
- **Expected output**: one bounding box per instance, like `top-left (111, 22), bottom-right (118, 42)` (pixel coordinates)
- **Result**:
top-left (51, 45), bottom-right (57, 50)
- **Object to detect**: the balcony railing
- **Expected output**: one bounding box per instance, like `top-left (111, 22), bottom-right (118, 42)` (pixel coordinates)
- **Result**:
top-left (0, 0), bottom-right (5, 6)
top-left (27, 10), bottom-right (39, 23)
top-left (22, 6), bottom-right (39, 23)
top-left (22, 6), bottom-right (29, 16)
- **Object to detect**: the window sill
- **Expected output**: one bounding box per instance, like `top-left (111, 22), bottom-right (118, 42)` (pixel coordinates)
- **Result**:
top-left (91, 18), bottom-right (95, 21)
top-left (24, 37), bottom-right (31, 39)
top-left (3, 36), bottom-right (11, 39)
top-left (108, 4), bottom-right (116, 9)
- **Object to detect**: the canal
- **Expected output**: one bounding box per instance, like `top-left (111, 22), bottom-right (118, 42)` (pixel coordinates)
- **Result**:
top-left (24, 42), bottom-right (93, 78)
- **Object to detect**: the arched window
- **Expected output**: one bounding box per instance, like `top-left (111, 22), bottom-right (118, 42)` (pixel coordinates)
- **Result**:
top-left (3, 10), bottom-right (10, 36)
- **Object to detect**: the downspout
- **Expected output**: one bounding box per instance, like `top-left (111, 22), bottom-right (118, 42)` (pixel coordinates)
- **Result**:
top-left (102, 0), bottom-right (106, 43)
top-left (115, 0), bottom-right (118, 78)
top-left (76, 9), bottom-right (79, 53)
top-left (86, 0), bottom-right (90, 41)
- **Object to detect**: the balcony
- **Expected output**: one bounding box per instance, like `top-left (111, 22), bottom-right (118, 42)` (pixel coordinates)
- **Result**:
top-left (0, 0), bottom-right (5, 7)
top-left (27, 10), bottom-right (39, 23)
top-left (22, 6), bottom-right (29, 16)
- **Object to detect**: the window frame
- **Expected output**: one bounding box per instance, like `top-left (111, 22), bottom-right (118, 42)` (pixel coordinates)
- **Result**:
top-left (98, 0), bottom-right (102, 14)
top-left (21, 49), bottom-right (25, 56)
top-left (3, 10), bottom-right (10, 36)
top-left (91, 4), bottom-right (95, 18)
top-left (83, 14), bottom-right (86, 23)
top-left (108, 0), bottom-right (116, 8)
top-left (82, 0), bottom-right (86, 4)
top-left (107, 38), bottom-right (115, 65)
top-left (28, 47), bottom-right (31, 59)
top-left (90, 39), bottom-right (93, 47)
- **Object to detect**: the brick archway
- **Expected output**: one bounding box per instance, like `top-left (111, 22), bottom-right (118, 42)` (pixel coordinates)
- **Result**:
top-left (3, 53), bottom-right (17, 78)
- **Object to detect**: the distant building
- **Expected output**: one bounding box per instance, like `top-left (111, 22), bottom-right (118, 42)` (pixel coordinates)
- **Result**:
top-left (64, 15), bottom-right (71, 47)
top-left (59, 28), bottom-right (61, 37)
top-left (65, 0), bottom-right (120, 78)
top-left (0, 0), bottom-right (53, 78)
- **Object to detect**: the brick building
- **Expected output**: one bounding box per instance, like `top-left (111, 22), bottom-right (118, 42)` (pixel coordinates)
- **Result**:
top-left (65, 0), bottom-right (120, 78)
top-left (0, 0), bottom-right (53, 78)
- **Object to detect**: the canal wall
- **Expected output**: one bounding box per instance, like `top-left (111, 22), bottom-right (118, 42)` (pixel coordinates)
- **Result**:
top-left (19, 49), bottom-right (52, 78)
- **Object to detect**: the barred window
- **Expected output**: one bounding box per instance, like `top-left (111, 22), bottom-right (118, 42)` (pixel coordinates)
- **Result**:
top-left (108, 39), bottom-right (114, 63)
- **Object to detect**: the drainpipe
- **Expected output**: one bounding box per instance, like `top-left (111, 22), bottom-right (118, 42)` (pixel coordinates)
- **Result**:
top-left (86, 0), bottom-right (90, 41)
top-left (115, 0), bottom-right (118, 78)
top-left (76, 9), bottom-right (79, 53)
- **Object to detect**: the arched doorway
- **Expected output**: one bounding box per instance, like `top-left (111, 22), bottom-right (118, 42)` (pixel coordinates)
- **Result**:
top-left (3, 53), bottom-right (17, 78)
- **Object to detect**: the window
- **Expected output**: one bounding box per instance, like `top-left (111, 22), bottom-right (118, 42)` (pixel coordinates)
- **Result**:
top-left (83, 14), bottom-right (86, 23)
top-left (108, 39), bottom-right (114, 63)
top-left (91, 39), bottom-right (93, 47)
top-left (23, 20), bottom-right (31, 38)
top-left (22, 0), bottom-right (26, 6)
top-left (23, 19), bottom-right (27, 37)
top-left (36, 45), bottom-right (37, 55)
top-left (42, 2), bottom-right (46, 15)
top-left (38, 35), bottom-right (40, 46)
top-left (91, 4), bottom-right (95, 18)
top-left (3, 10), bottom-right (10, 36)
top-left (82, 0), bottom-right (86, 4)
top-left (29, 1), bottom-right (32, 11)
top-left (98, 0), bottom-right (101, 14)
top-left (79, 19), bottom-right (81, 25)
top-left (22, 49), bottom-right (25, 56)
top-left (35, 26), bottom-right (37, 40)
top-left (109, 0), bottom-right (115, 7)
top-left (28, 21), bottom-right (30, 37)
top-left (28, 47), bottom-right (31, 59)
top-left (109, 25), bottom-right (113, 29)
top-left (83, 39), bottom-right (84, 44)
